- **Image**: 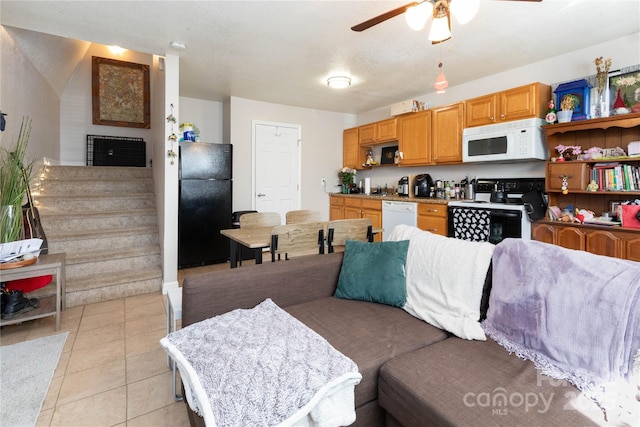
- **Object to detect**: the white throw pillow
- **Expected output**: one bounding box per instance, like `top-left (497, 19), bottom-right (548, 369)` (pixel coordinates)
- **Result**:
top-left (388, 225), bottom-right (494, 340)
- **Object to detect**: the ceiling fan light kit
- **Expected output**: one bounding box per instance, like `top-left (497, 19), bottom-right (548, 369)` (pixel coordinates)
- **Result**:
top-left (352, 0), bottom-right (538, 34)
top-left (327, 76), bottom-right (351, 89)
top-left (405, 2), bottom-right (433, 31)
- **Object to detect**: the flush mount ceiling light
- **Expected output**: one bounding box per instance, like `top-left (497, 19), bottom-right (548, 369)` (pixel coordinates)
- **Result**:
top-left (433, 61), bottom-right (449, 94)
top-left (169, 41), bottom-right (187, 51)
top-left (327, 76), bottom-right (352, 89)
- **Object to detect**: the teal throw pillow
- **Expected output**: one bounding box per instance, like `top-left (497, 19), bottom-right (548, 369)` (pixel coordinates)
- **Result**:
top-left (334, 239), bottom-right (409, 307)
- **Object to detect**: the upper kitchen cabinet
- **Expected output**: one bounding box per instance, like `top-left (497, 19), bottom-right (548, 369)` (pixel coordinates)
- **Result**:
top-left (398, 109), bottom-right (432, 166)
top-left (359, 118), bottom-right (398, 145)
top-left (343, 127), bottom-right (361, 169)
top-left (465, 82), bottom-right (551, 128)
top-left (431, 102), bottom-right (464, 164)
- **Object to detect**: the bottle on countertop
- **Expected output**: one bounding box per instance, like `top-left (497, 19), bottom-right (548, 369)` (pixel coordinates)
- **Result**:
top-left (377, 183), bottom-right (382, 195)
top-left (444, 181), bottom-right (451, 200)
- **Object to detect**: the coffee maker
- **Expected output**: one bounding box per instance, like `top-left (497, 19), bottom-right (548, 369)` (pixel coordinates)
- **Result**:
top-left (398, 176), bottom-right (409, 197)
top-left (414, 174), bottom-right (433, 197)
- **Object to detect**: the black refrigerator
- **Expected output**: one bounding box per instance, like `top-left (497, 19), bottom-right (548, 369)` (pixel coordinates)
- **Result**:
top-left (178, 142), bottom-right (232, 268)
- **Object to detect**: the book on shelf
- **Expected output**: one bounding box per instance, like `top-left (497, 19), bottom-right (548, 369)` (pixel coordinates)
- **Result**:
top-left (589, 162), bottom-right (640, 192)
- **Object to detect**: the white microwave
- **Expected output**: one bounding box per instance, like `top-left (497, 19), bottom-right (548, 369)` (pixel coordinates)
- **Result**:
top-left (462, 118), bottom-right (547, 163)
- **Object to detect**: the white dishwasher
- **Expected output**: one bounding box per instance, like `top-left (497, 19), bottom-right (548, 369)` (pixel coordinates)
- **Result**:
top-left (382, 200), bottom-right (417, 241)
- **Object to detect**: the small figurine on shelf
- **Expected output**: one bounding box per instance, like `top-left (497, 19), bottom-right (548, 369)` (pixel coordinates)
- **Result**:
top-left (545, 99), bottom-right (557, 124)
top-left (365, 148), bottom-right (374, 166)
top-left (586, 180), bottom-right (599, 192)
top-left (561, 176), bottom-right (569, 195)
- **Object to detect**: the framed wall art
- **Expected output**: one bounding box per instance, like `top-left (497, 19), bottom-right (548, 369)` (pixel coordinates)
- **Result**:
top-left (608, 66), bottom-right (640, 115)
top-left (92, 57), bottom-right (150, 128)
top-left (553, 79), bottom-right (591, 121)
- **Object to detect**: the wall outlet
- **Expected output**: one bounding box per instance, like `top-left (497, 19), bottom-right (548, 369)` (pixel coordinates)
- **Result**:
top-left (320, 178), bottom-right (326, 186)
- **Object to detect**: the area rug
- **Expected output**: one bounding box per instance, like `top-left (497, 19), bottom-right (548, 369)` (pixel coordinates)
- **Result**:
top-left (0, 333), bottom-right (68, 427)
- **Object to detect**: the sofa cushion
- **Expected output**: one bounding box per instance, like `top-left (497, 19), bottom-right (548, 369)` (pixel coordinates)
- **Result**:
top-left (285, 297), bottom-right (449, 408)
top-left (334, 239), bottom-right (409, 307)
top-left (379, 337), bottom-right (600, 427)
top-left (388, 225), bottom-right (494, 340)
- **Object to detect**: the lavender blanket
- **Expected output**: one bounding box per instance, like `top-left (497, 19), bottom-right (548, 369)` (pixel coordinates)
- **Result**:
top-left (482, 239), bottom-right (640, 417)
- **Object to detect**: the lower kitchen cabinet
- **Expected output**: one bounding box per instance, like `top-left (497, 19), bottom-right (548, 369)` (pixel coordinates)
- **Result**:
top-left (532, 222), bottom-right (640, 260)
top-left (330, 196), bottom-right (344, 220)
top-left (417, 202), bottom-right (448, 236)
top-left (330, 195), bottom-right (382, 241)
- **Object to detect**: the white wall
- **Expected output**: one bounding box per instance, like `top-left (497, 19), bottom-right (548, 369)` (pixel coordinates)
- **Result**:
top-left (179, 97), bottom-right (224, 143)
top-left (354, 32), bottom-right (640, 188)
top-left (0, 26), bottom-right (59, 164)
top-left (229, 97), bottom-right (355, 219)
top-left (59, 45), bottom-right (156, 166)
top-left (160, 55), bottom-right (179, 292)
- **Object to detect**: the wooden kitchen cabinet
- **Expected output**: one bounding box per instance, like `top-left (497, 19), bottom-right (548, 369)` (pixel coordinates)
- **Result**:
top-left (330, 195), bottom-right (345, 220)
top-left (556, 226), bottom-right (585, 251)
top-left (431, 102), bottom-right (464, 164)
top-left (343, 127), bottom-right (362, 170)
top-left (333, 196), bottom-right (382, 241)
top-left (417, 202), bottom-right (448, 236)
top-left (359, 118), bottom-right (398, 145)
top-left (465, 82), bottom-right (550, 127)
top-left (546, 162), bottom-right (588, 192)
top-left (532, 222), bottom-right (640, 260)
top-left (398, 109), bottom-right (432, 166)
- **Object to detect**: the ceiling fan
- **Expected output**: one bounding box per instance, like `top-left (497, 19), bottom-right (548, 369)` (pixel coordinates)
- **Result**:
top-left (351, 0), bottom-right (542, 43)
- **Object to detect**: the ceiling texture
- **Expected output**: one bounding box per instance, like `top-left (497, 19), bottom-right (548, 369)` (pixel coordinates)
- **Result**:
top-left (2, 0), bottom-right (639, 114)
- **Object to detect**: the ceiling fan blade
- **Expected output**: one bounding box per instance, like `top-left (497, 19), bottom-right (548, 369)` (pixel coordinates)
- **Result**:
top-left (351, 2), bottom-right (420, 32)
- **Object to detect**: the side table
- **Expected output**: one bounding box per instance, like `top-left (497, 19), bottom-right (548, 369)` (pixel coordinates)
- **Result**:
top-left (0, 253), bottom-right (66, 331)
top-left (166, 286), bottom-right (183, 401)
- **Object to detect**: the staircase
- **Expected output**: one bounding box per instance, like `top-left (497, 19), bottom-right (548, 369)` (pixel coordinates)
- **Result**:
top-left (33, 166), bottom-right (163, 308)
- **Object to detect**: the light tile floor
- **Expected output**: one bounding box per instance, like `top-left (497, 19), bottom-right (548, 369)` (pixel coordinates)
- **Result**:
top-left (0, 261), bottom-right (233, 427)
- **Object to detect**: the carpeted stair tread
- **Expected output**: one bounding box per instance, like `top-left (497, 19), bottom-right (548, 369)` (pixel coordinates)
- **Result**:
top-left (39, 208), bottom-right (156, 218)
top-left (64, 245), bottom-right (161, 265)
top-left (46, 225), bottom-right (159, 241)
top-left (65, 266), bottom-right (162, 293)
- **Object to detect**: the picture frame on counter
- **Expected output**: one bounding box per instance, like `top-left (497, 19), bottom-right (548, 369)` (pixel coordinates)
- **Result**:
top-left (553, 79), bottom-right (591, 121)
top-left (608, 66), bottom-right (640, 115)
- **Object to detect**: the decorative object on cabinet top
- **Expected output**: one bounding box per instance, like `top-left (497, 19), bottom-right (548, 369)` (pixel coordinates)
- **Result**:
top-left (553, 79), bottom-right (590, 121)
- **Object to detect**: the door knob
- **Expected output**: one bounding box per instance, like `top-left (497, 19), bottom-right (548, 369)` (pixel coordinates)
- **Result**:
top-left (257, 193), bottom-right (266, 197)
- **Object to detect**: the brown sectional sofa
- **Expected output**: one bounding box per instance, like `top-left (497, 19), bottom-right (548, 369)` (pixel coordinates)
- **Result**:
top-left (180, 245), bottom-right (632, 426)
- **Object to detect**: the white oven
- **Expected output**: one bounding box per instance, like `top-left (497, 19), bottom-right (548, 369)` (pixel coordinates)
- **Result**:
top-left (447, 178), bottom-right (545, 244)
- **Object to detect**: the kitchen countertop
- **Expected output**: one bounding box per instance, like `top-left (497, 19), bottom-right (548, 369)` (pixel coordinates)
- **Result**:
top-left (330, 193), bottom-right (450, 205)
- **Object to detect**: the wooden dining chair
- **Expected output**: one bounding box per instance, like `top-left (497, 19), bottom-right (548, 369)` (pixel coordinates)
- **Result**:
top-left (270, 222), bottom-right (325, 261)
top-left (285, 209), bottom-right (322, 224)
top-left (237, 212), bottom-right (281, 265)
top-left (326, 218), bottom-right (373, 253)
top-left (239, 212), bottom-right (281, 228)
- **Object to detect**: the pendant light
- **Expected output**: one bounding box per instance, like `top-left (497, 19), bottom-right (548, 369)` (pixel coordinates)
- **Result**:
top-left (434, 61), bottom-right (448, 94)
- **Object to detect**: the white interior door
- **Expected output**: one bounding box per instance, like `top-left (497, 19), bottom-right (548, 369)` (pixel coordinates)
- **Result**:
top-left (253, 121), bottom-right (301, 223)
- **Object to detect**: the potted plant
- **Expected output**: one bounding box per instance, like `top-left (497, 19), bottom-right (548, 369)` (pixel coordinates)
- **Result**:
top-left (0, 118), bottom-right (34, 243)
top-left (558, 94), bottom-right (578, 123)
top-left (338, 167), bottom-right (356, 194)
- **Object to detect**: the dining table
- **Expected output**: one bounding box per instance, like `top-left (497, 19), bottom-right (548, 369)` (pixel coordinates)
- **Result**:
top-left (220, 225), bottom-right (383, 268)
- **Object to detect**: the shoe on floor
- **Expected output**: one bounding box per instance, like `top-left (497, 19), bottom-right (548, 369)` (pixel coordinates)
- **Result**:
top-left (1, 290), bottom-right (39, 319)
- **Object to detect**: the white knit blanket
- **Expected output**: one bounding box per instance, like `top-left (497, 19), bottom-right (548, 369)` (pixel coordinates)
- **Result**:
top-left (160, 299), bottom-right (361, 427)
